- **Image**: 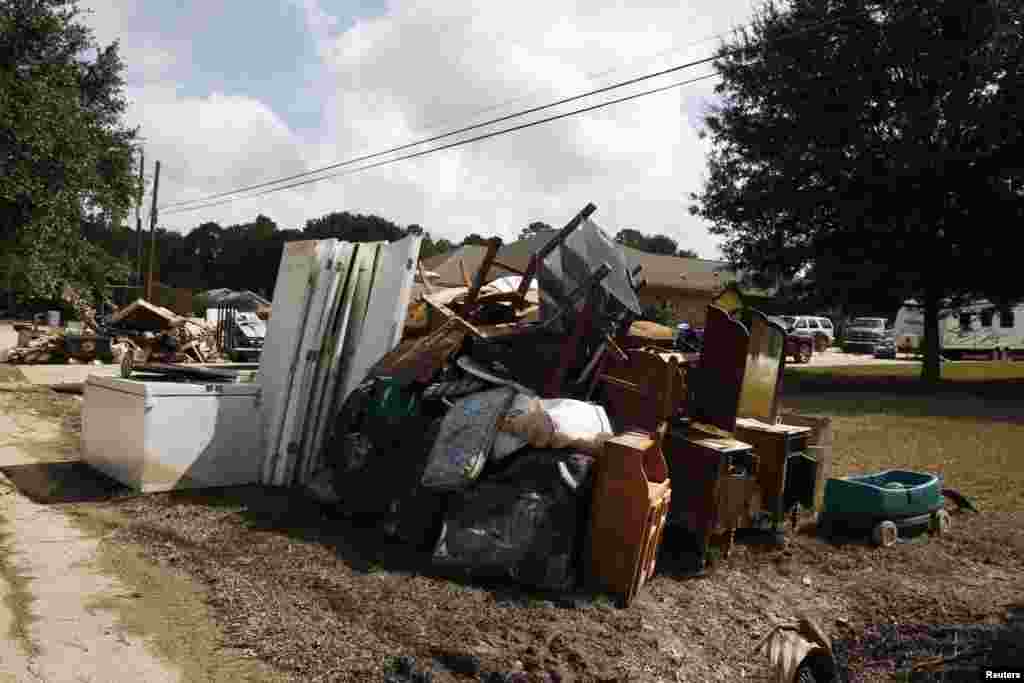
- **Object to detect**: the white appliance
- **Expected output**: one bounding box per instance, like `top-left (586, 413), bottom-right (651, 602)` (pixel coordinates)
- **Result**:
top-left (81, 375), bottom-right (264, 492)
top-left (258, 232), bottom-right (423, 487)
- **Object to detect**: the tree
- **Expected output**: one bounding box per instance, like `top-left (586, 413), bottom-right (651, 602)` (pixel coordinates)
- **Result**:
top-left (615, 229), bottom-right (698, 258)
top-left (1, 0), bottom-right (139, 298)
top-left (519, 221), bottom-right (552, 240)
top-left (461, 233), bottom-right (489, 246)
top-left (303, 211), bottom-right (405, 243)
top-left (689, 0), bottom-right (1024, 382)
top-left (419, 231), bottom-right (454, 261)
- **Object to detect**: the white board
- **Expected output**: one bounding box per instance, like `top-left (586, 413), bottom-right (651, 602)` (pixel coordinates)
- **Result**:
top-left (338, 233), bottom-right (423, 405)
top-left (296, 242), bottom-right (356, 484)
top-left (273, 239), bottom-right (339, 486)
top-left (258, 240), bottom-right (321, 485)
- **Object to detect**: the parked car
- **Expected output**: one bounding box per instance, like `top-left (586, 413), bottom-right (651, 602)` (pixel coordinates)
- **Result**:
top-left (770, 317), bottom-right (814, 364)
top-left (873, 330), bottom-right (898, 359)
top-left (785, 316), bottom-right (834, 352)
top-left (844, 317), bottom-right (889, 353)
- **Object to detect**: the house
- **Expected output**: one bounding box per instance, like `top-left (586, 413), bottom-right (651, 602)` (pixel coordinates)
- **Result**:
top-left (420, 231), bottom-right (758, 326)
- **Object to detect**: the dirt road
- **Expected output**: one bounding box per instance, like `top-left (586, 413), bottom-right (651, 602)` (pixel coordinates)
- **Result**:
top-left (0, 391), bottom-right (276, 683)
top-left (0, 394), bottom-right (184, 682)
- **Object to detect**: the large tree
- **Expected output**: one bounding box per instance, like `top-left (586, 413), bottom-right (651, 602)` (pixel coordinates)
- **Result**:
top-left (690, 0), bottom-right (1024, 381)
top-left (1, 0), bottom-right (139, 299)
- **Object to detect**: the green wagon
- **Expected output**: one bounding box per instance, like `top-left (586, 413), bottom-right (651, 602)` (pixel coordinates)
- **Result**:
top-left (818, 470), bottom-right (950, 547)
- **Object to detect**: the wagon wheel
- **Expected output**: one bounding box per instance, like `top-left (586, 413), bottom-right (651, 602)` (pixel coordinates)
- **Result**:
top-left (930, 509), bottom-right (951, 536)
top-left (872, 520), bottom-right (898, 548)
top-left (120, 352), bottom-right (134, 379)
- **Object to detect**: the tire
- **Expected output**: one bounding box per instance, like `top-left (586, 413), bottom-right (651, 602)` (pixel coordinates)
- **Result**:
top-left (814, 334), bottom-right (829, 352)
top-left (872, 520), bottom-right (898, 547)
top-left (797, 343), bottom-right (812, 364)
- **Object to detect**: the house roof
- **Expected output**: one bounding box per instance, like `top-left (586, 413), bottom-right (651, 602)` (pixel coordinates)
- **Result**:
top-left (422, 231), bottom-right (739, 294)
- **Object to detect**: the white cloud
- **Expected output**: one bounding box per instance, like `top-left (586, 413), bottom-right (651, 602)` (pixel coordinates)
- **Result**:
top-left (86, 0), bottom-right (755, 259)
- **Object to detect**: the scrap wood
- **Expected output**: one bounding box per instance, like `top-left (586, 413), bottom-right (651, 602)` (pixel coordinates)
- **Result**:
top-left (416, 261), bottom-right (435, 294)
top-left (108, 299), bottom-right (184, 331)
top-left (369, 317), bottom-right (470, 385)
top-left (0, 383), bottom-right (53, 394)
top-left (465, 237), bottom-right (502, 308)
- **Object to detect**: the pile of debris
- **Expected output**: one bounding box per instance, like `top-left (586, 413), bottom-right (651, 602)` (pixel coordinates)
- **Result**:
top-left (286, 204), bottom-right (832, 607)
top-left (3, 296), bottom-right (222, 365)
top-left (105, 299), bottom-right (221, 364)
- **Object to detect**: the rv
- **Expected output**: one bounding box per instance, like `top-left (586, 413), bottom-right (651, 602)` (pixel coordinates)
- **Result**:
top-left (893, 300), bottom-right (1024, 360)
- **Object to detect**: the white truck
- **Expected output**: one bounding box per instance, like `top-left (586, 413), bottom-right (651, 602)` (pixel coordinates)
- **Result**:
top-left (893, 300), bottom-right (1024, 360)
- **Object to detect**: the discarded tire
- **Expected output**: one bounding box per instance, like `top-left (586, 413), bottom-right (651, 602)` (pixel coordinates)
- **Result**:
top-left (872, 520), bottom-right (898, 547)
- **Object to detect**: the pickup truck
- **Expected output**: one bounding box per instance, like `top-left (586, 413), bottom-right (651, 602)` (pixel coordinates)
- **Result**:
top-left (844, 317), bottom-right (889, 353)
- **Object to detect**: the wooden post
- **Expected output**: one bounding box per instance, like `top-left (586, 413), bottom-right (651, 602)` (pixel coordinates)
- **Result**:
top-left (135, 148), bottom-right (145, 287)
top-left (145, 160), bottom-right (161, 302)
top-left (464, 236), bottom-right (502, 307)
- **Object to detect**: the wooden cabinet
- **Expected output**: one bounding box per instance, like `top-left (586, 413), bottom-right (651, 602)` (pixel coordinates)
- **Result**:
top-left (662, 426), bottom-right (757, 565)
top-left (734, 418), bottom-right (815, 526)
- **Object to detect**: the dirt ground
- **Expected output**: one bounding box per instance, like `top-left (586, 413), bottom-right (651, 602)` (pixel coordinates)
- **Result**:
top-left (0, 378), bottom-right (1022, 682)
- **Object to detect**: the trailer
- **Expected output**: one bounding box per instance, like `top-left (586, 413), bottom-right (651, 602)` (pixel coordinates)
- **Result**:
top-left (893, 300), bottom-right (1024, 360)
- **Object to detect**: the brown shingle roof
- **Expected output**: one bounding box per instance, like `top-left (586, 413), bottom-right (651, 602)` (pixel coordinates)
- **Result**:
top-left (421, 231), bottom-right (737, 293)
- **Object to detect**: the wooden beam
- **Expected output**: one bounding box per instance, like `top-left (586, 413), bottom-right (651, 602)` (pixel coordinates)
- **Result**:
top-left (465, 237), bottom-right (502, 307)
top-left (491, 259), bottom-right (526, 276)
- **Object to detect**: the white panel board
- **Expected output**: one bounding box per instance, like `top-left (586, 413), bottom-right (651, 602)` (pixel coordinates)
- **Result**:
top-left (258, 240), bottom-right (321, 484)
top-left (299, 243), bottom-right (377, 484)
top-left (338, 233), bottom-right (423, 405)
top-left (296, 242), bottom-right (356, 483)
top-left (273, 239), bottom-right (339, 486)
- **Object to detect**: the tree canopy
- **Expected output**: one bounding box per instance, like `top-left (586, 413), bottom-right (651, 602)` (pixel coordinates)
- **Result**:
top-left (690, 0), bottom-right (1024, 381)
top-left (1, 0), bottom-right (140, 299)
top-left (614, 229), bottom-right (699, 258)
top-left (519, 221), bottom-right (553, 240)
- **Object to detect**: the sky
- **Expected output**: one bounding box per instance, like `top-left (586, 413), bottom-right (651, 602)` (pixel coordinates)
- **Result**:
top-left (81, 0), bottom-right (760, 259)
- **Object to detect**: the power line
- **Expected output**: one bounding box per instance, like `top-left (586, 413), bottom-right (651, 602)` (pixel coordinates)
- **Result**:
top-left (163, 72), bottom-right (720, 216)
top-left (161, 9), bottom-right (866, 214)
top-left (161, 28), bottom-right (739, 212)
top-left (160, 52), bottom-right (718, 211)
top-left (412, 26), bottom-right (736, 133)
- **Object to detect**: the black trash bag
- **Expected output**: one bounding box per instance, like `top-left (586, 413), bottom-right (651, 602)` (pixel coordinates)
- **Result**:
top-left (333, 414), bottom-right (439, 518)
top-left (432, 450), bottom-right (594, 592)
top-left (330, 418), bottom-right (446, 551)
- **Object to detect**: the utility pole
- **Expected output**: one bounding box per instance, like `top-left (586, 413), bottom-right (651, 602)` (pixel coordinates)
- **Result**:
top-left (135, 148), bottom-right (145, 287)
top-left (145, 160), bottom-right (161, 301)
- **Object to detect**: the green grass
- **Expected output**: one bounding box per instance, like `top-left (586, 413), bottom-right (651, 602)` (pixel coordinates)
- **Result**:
top-left (781, 365), bottom-right (1024, 514)
top-left (789, 360), bottom-right (1024, 381)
